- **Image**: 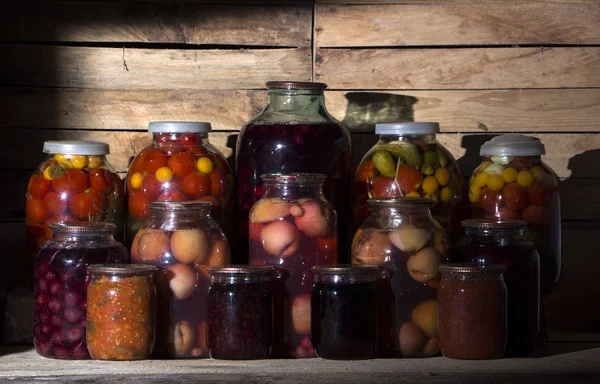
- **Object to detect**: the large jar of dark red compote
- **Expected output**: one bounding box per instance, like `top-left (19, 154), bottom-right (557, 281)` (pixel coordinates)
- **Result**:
top-left (236, 81), bottom-right (351, 262)
top-left (249, 173), bottom-right (338, 358)
top-left (34, 222), bottom-right (128, 359)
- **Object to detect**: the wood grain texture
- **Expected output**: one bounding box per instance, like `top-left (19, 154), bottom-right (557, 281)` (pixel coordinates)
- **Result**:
top-left (0, 2), bottom-right (311, 46)
top-left (315, 47), bottom-right (600, 89)
top-left (316, 2), bottom-right (600, 46)
top-left (1, 44), bottom-right (312, 90)
top-left (3, 88), bottom-right (600, 133)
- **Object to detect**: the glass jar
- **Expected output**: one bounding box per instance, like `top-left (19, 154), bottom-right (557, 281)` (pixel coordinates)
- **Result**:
top-left (438, 263), bottom-right (507, 360)
top-left (130, 201), bottom-right (231, 358)
top-left (248, 173), bottom-right (338, 358)
top-left (467, 135), bottom-right (560, 296)
top-left (207, 266), bottom-right (274, 360)
top-left (353, 122), bottom-right (463, 242)
top-left (311, 265), bottom-right (378, 360)
top-left (453, 220), bottom-right (540, 357)
top-left (125, 121), bottom-right (234, 254)
top-left (236, 81), bottom-right (351, 263)
top-left (87, 264), bottom-right (158, 361)
top-left (351, 198), bottom-right (450, 358)
top-left (26, 140), bottom-right (124, 270)
top-left (33, 222), bottom-right (128, 359)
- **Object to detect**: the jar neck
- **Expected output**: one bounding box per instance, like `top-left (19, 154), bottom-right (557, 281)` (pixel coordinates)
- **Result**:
top-left (370, 205), bottom-right (431, 217)
top-left (379, 133), bottom-right (437, 144)
top-left (151, 132), bottom-right (209, 153)
top-left (52, 232), bottom-right (114, 244)
top-left (211, 274), bottom-right (271, 284)
top-left (463, 226), bottom-right (526, 241)
top-left (264, 88), bottom-right (328, 117)
top-left (263, 183), bottom-right (325, 200)
top-left (149, 208), bottom-right (212, 229)
top-left (441, 271), bottom-right (505, 283)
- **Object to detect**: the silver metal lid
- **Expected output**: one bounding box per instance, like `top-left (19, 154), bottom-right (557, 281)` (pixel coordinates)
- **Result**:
top-left (375, 122), bottom-right (440, 135)
top-left (43, 141), bottom-right (109, 155)
top-left (312, 264), bottom-right (379, 274)
top-left (461, 219), bottom-right (528, 229)
top-left (439, 263), bottom-right (506, 274)
top-left (367, 197), bottom-right (432, 208)
top-left (266, 81), bottom-right (327, 90)
top-left (480, 135), bottom-right (546, 156)
top-left (49, 222), bottom-right (116, 234)
top-left (207, 266), bottom-right (275, 275)
top-left (148, 121), bottom-right (212, 133)
top-left (88, 264), bottom-right (158, 275)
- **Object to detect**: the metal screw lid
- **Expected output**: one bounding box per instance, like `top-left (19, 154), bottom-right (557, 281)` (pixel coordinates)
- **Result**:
top-left (49, 222), bottom-right (116, 234)
top-left (207, 266), bottom-right (275, 275)
top-left (367, 197), bottom-right (433, 208)
top-left (312, 264), bottom-right (379, 274)
top-left (43, 141), bottom-right (110, 155)
top-left (148, 121), bottom-right (212, 133)
top-left (461, 219), bottom-right (528, 229)
top-left (88, 264), bottom-right (158, 275)
top-left (266, 81), bottom-right (328, 90)
top-left (439, 263), bottom-right (506, 274)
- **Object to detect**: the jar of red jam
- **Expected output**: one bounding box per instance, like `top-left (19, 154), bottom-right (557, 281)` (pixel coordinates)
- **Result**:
top-left (352, 198), bottom-right (450, 358)
top-left (87, 264), bottom-right (158, 360)
top-left (353, 122), bottom-right (463, 242)
top-left (438, 263), bottom-right (507, 360)
top-left (33, 222), bottom-right (128, 359)
top-left (453, 220), bottom-right (540, 357)
top-left (126, 121), bottom-right (233, 253)
top-left (467, 135), bottom-right (560, 296)
top-left (26, 141), bottom-right (124, 270)
top-left (207, 266), bottom-right (274, 360)
top-left (130, 201), bottom-right (230, 359)
top-left (311, 265), bottom-right (378, 360)
top-left (249, 173), bottom-right (338, 358)
top-left (236, 81), bottom-right (351, 263)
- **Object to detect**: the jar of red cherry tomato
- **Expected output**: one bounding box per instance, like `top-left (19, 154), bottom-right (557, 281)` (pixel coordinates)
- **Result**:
top-left (467, 135), bottom-right (560, 296)
top-left (26, 141), bottom-right (124, 270)
top-left (125, 121), bottom-right (233, 252)
top-left (353, 123), bottom-right (463, 243)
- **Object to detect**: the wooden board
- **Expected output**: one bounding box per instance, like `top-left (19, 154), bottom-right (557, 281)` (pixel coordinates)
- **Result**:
top-left (316, 2), bottom-right (600, 46)
top-left (1, 44), bottom-right (312, 90)
top-left (315, 47), bottom-right (600, 89)
top-left (3, 88), bottom-right (600, 133)
top-left (0, 2), bottom-right (312, 46)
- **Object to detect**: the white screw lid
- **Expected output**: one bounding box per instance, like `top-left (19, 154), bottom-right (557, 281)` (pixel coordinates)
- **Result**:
top-left (375, 122), bottom-right (440, 135)
top-left (42, 140), bottom-right (110, 155)
top-left (480, 135), bottom-right (546, 156)
top-left (148, 121), bottom-right (212, 133)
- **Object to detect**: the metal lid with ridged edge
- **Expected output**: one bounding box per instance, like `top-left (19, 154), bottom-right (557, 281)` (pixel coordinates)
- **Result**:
top-left (43, 140), bottom-right (110, 155)
top-left (375, 122), bottom-right (440, 135)
top-left (266, 81), bottom-right (328, 90)
top-left (88, 264), bottom-right (158, 276)
top-left (49, 222), bottom-right (116, 234)
top-left (148, 121), bottom-right (212, 133)
top-left (261, 173), bottom-right (327, 185)
top-left (439, 263), bottom-right (506, 275)
top-left (461, 219), bottom-right (527, 229)
top-left (479, 135), bottom-right (546, 157)
top-left (312, 264), bottom-right (379, 275)
top-left (148, 201), bottom-right (213, 211)
top-left (367, 197), bottom-right (433, 208)
top-left (207, 266), bottom-right (275, 275)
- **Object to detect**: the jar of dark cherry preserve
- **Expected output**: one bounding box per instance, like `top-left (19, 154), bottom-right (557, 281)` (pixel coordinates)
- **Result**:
top-left (311, 265), bottom-right (378, 360)
top-left (453, 220), bottom-right (540, 357)
top-left (207, 266), bottom-right (274, 360)
top-left (438, 263), bottom-right (507, 360)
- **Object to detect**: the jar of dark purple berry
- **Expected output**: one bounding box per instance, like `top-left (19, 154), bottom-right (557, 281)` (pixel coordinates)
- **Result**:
top-left (311, 265), bottom-right (378, 360)
top-left (236, 81), bottom-right (351, 262)
top-left (453, 220), bottom-right (540, 357)
top-left (34, 222), bottom-right (128, 359)
top-left (207, 266), bottom-right (274, 360)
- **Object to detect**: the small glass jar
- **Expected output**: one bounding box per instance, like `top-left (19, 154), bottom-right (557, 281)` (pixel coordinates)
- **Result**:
top-left (438, 263), bottom-right (507, 360)
top-left (207, 266), bottom-right (274, 360)
top-left (353, 122), bottom-right (463, 242)
top-left (87, 264), bottom-right (158, 360)
top-left (33, 222), bottom-right (128, 359)
top-left (236, 81), bottom-right (352, 263)
top-left (248, 173), bottom-right (338, 358)
top-left (26, 141), bottom-right (124, 269)
top-left (311, 265), bottom-right (378, 360)
top-left (352, 198), bottom-right (451, 358)
top-left (453, 220), bottom-right (540, 357)
top-left (130, 201), bottom-right (231, 359)
top-left (125, 121), bottom-right (234, 253)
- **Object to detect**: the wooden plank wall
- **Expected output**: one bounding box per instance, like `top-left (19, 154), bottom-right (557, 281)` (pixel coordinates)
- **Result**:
top-left (1, 0), bottom-right (599, 332)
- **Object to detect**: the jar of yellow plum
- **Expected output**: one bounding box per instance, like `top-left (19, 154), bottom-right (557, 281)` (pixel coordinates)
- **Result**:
top-left (467, 135), bottom-right (560, 296)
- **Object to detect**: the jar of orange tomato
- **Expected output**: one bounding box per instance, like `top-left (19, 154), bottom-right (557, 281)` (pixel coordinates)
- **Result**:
top-left (26, 141), bottom-right (124, 269)
top-left (125, 121), bottom-right (234, 251)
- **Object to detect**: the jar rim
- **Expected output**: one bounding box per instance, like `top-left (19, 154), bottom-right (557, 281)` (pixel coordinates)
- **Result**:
top-left (148, 201), bottom-right (212, 211)
top-left (266, 81), bottom-right (327, 90)
top-left (367, 197), bottom-right (432, 208)
top-left (439, 263), bottom-right (506, 274)
top-left (207, 266), bottom-right (275, 275)
top-left (461, 219), bottom-right (527, 229)
top-left (88, 264), bottom-right (158, 275)
top-left (49, 222), bottom-right (116, 234)
top-left (312, 264), bottom-right (379, 275)
top-left (43, 140), bottom-right (110, 155)
top-left (261, 173), bottom-right (327, 185)
top-left (148, 121), bottom-right (212, 133)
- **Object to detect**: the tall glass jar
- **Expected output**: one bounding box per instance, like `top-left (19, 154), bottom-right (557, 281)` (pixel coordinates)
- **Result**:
top-left (353, 122), bottom-right (463, 242)
top-left (33, 222), bottom-right (128, 359)
top-left (125, 121), bottom-right (234, 254)
top-left (236, 81), bottom-right (351, 263)
top-left (248, 173), bottom-right (338, 358)
top-left (351, 198), bottom-right (450, 358)
top-left (130, 201), bottom-right (231, 359)
top-left (26, 141), bottom-right (124, 272)
top-left (467, 135), bottom-right (559, 295)
top-left (453, 220), bottom-right (540, 357)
